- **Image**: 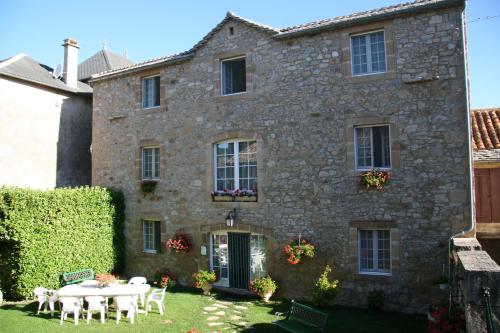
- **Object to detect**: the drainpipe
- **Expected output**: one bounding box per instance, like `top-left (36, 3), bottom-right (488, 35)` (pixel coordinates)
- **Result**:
top-left (448, 0), bottom-right (474, 306)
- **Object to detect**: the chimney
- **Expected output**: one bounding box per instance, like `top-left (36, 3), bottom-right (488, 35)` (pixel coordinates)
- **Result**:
top-left (62, 38), bottom-right (79, 88)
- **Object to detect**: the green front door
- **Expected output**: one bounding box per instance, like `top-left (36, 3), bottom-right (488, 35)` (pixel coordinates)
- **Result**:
top-left (228, 232), bottom-right (250, 289)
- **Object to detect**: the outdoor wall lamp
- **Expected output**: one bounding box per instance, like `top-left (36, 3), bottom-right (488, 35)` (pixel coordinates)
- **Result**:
top-left (226, 208), bottom-right (236, 227)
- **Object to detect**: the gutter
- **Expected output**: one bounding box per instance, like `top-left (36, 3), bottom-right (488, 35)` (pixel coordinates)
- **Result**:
top-left (274, 0), bottom-right (465, 40)
top-left (449, 0), bottom-right (474, 304)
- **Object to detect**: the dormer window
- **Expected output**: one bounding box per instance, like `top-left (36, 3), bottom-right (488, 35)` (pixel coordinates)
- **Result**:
top-left (221, 57), bottom-right (246, 95)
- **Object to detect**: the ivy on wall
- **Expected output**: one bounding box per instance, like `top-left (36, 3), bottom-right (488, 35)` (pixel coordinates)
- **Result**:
top-left (0, 186), bottom-right (125, 300)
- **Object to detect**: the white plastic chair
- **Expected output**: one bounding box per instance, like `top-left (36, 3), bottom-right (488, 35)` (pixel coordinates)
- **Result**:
top-left (85, 296), bottom-right (107, 324)
top-left (146, 287), bottom-right (166, 316)
top-left (114, 296), bottom-right (137, 324)
top-left (128, 276), bottom-right (147, 306)
top-left (33, 287), bottom-right (58, 316)
top-left (59, 297), bottom-right (83, 325)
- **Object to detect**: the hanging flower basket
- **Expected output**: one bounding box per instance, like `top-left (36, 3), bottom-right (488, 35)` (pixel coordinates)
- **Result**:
top-left (283, 238), bottom-right (315, 265)
top-left (360, 169), bottom-right (390, 190)
top-left (211, 189), bottom-right (257, 202)
top-left (166, 231), bottom-right (192, 253)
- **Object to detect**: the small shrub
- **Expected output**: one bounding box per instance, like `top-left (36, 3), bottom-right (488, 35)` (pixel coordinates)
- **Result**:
top-left (313, 265), bottom-right (340, 308)
top-left (368, 290), bottom-right (385, 312)
top-left (153, 268), bottom-right (176, 288)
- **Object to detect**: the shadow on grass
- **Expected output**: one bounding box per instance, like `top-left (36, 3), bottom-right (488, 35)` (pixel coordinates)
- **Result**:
top-left (0, 301), bottom-right (58, 320)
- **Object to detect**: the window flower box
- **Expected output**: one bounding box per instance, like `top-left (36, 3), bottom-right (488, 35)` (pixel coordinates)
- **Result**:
top-left (360, 169), bottom-right (390, 190)
top-left (141, 180), bottom-right (158, 194)
top-left (211, 189), bottom-right (257, 202)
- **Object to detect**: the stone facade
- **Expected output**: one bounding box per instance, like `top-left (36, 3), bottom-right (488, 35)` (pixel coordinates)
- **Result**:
top-left (0, 78), bottom-right (91, 189)
top-left (91, 1), bottom-right (470, 312)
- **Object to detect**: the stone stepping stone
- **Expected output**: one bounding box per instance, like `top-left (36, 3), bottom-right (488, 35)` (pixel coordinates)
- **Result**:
top-left (234, 305), bottom-right (248, 310)
top-left (217, 300), bottom-right (232, 305)
top-left (208, 322), bottom-right (224, 327)
top-left (214, 303), bottom-right (228, 308)
top-left (230, 315), bottom-right (242, 320)
top-left (237, 322), bottom-right (248, 326)
top-left (204, 306), bottom-right (218, 311)
top-left (232, 309), bottom-right (242, 313)
top-left (214, 311), bottom-right (225, 316)
top-left (206, 316), bottom-right (220, 321)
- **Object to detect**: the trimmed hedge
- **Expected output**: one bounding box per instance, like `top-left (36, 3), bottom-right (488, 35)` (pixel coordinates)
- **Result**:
top-left (0, 186), bottom-right (125, 300)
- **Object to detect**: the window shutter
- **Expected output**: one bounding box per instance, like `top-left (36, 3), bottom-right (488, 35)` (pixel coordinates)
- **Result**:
top-left (141, 220), bottom-right (145, 252)
top-left (154, 221), bottom-right (161, 253)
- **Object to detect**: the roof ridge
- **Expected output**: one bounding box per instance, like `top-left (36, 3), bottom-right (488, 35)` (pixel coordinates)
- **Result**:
top-left (0, 53), bottom-right (26, 70)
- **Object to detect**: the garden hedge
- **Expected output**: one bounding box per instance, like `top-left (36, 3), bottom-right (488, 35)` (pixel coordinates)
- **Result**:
top-left (0, 186), bottom-right (125, 300)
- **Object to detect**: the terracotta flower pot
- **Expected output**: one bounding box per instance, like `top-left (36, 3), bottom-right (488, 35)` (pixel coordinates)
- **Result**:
top-left (260, 292), bottom-right (273, 303)
top-left (202, 283), bottom-right (212, 295)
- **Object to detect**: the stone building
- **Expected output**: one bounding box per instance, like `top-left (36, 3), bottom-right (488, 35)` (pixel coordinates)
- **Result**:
top-left (91, 0), bottom-right (471, 312)
top-left (0, 39), bottom-right (132, 189)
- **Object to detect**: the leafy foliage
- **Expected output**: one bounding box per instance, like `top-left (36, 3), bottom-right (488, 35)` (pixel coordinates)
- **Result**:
top-left (193, 270), bottom-right (216, 288)
top-left (0, 186), bottom-right (125, 300)
top-left (283, 238), bottom-right (315, 264)
top-left (313, 265), bottom-right (340, 308)
top-left (250, 275), bottom-right (278, 296)
top-left (360, 169), bottom-right (390, 190)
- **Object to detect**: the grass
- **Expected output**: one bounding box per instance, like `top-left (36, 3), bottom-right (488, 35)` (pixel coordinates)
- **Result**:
top-left (0, 287), bottom-right (427, 332)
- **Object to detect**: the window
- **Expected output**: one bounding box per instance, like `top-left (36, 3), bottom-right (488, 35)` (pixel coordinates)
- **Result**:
top-left (355, 125), bottom-right (390, 170)
top-left (221, 57), bottom-right (246, 95)
top-left (143, 220), bottom-right (160, 253)
top-left (214, 140), bottom-right (257, 192)
top-left (358, 229), bottom-right (391, 275)
top-left (141, 76), bottom-right (160, 108)
top-left (351, 31), bottom-right (386, 76)
top-left (142, 147), bottom-right (160, 180)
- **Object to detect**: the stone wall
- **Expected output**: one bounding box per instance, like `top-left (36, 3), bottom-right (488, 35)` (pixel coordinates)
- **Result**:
top-left (92, 4), bottom-right (469, 312)
top-left (0, 78), bottom-right (91, 189)
top-left (452, 238), bottom-right (500, 332)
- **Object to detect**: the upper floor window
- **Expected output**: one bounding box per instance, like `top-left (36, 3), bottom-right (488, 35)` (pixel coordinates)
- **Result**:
top-left (351, 31), bottom-right (386, 76)
top-left (355, 125), bottom-right (390, 170)
top-left (214, 140), bottom-right (257, 192)
top-left (359, 229), bottom-right (391, 275)
top-left (142, 75), bottom-right (160, 108)
top-left (221, 57), bottom-right (246, 95)
top-left (143, 220), bottom-right (160, 254)
top-left (142, 147), bottom-right (160, 180)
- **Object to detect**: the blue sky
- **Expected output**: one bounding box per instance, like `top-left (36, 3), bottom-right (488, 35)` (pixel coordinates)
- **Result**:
top-left (1, 0), bottom-right (498, 108)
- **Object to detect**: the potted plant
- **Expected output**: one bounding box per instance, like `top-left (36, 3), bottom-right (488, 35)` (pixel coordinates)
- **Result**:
top-left (250, 275), bottom-right (278, 303)
top-left (427, 300), bottom-right (465, 333)
top-left (283, 238), bottom-right (315, 265)
top-left (360, 169), bottom-right (390, 190)
top-left (166, 231), bottom-right (192, 253)
top-left (193, 270), bottom-right (217, 295)
top-left (96, 273), bottom-right (117, 287)
top-left (153, 269), bottom-right (177, 288)
top-left (433, 275), bottom-right (449, 290)
top-left (141, 180), bottom-right (157, 194)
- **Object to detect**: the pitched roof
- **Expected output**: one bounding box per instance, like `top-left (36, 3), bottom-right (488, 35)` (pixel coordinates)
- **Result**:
top-left (277, 0), bottom-right (463, 39)
top-left (0, 54), bottom-right (92, 94)
top-left (472, 109), bottom-right (500, 162)
top-left (91, 0), bottom-right (464, 81)
top-left (78, 49), bottom-right (134, 81)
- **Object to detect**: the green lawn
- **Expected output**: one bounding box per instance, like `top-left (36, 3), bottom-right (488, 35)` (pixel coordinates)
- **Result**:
top-left (0, 287), bottom-right (427, 332)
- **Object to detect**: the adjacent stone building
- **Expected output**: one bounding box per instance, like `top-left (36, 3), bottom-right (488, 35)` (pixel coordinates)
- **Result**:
top-left (91, 0), bottom-right (471, 312)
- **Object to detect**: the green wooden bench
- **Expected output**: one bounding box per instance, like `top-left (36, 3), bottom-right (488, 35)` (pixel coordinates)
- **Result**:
top-left (61, 269), bottom-right (94, 285)
top-left (273, 300), bottom-right (329, 333)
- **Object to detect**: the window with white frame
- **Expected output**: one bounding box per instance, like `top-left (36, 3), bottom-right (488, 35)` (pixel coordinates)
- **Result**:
top-left (214, 140), bottom-right (257, 192)
top-left (142, 147), bottom-right (160, 180)
top-left (143, 220), bottom-right (160, 253)
top-left (358, 229), bottom-right (391, 274)
top-left (141, 75), bottom-right (160, 108)
top-left (351, 31), bottom-right (386, 76)
top-left (221, 57), bottom-right (246, 95)
top-left (355, 125), bottom-right (391, 170)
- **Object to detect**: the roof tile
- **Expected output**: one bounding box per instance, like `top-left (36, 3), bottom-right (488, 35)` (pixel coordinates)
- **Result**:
top-left (472, 109), bottom-right (500, 151)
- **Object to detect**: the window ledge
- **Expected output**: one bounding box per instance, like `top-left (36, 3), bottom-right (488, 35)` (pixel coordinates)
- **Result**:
top-left (142, 250), bottom-right (158, 255)
top-left (212, 195), bottom-right (257, 202)
top-left (348, 70), bottom-right (395, 82)
top-left (353, 272), bottom-right (393, 283)
top-left (138, 106), bottom-right (165, 115)
top-left (215, 91), bottom-right (251, 102)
